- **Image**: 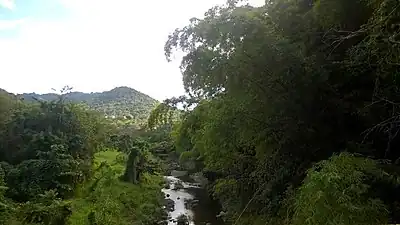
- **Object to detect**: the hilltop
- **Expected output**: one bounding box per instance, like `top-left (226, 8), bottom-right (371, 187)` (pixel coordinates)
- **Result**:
top-left (19, 86), bottom-right (158, 122)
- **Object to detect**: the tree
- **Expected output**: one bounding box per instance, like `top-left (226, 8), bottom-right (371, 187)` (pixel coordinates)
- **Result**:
top-left (0, 90), bottom-right (106, 201)
top-left (122, 138), bottom-right (150, 184)
top-left (164, 0), bottom-right (400, 223)
top-left (293, 153), bottom-right (390, 225)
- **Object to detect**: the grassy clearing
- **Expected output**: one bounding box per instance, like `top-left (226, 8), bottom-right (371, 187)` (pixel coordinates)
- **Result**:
top-left (68, 150), bottom-right (164, 225)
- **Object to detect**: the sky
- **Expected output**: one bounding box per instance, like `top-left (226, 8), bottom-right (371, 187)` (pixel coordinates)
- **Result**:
top-left (0, 0), bottom-right (264, 101)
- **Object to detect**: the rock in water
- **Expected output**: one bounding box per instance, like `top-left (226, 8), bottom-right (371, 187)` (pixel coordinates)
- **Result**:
top-left (176, 215), bottom-right (189, 225)
top-left (173, 181), bottom-right (184, 190)
top-left (171, 170), bottom-right (188, 177)
top-left (164, 199), bottom-right (175, 212)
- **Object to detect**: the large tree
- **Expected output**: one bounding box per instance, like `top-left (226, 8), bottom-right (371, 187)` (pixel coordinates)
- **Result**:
top-left (164, 0), bottom-right (400, 223)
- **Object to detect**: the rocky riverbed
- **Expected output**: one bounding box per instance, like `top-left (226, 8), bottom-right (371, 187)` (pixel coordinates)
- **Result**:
top-left (160, 172), bottom-right (224, 225)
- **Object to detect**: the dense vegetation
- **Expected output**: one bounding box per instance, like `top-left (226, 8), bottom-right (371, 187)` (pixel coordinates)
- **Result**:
top-left (148, 0), bottom-right (400, 224)
top-left (4, 0), bottom-right (400, 224)
top-left (0, 89), bottom-right (165, 225)
top-left (21, 86), bottom-right (158, 125)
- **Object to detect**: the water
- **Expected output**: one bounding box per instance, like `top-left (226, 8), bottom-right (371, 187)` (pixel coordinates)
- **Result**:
top-left (162, 175), bottom-right (224, 225)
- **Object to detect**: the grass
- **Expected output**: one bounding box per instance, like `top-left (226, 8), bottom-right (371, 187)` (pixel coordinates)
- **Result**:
top-left (67, 150), bottom-right (164, 225)
top-left (93, 150), bottom-right (126, 175)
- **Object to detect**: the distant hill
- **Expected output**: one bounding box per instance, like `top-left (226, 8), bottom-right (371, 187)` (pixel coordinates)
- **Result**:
top-left (19, 87), bottom-right (159, 122)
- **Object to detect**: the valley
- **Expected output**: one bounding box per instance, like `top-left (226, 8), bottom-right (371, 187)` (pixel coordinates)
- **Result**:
top-left (2, 0), bottom-right (400, 224)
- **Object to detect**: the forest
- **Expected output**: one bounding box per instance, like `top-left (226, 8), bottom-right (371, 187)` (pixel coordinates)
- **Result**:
top-left (21, 86), bottom-right (158, 125)
top-left (0, 88), bottom-right (167, 225)
top-left (2, 0), bottom-right (400, 224)
top-left (150, 0), bottom-right (400, 224)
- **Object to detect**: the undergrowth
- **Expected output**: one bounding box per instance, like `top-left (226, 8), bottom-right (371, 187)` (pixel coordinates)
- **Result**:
top-left (68, 150), bottom-right (164, 225)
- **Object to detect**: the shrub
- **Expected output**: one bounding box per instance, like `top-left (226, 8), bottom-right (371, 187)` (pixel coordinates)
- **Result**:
top-left (292, 152), bottom-right (390, 225)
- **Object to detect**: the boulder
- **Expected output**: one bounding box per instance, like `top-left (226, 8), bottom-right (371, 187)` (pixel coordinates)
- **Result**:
top-left (164, 199), bottom-right (175, 212)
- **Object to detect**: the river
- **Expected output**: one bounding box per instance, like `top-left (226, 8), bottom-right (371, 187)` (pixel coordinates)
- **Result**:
top-left (161, 174), bottom-right (224, 225)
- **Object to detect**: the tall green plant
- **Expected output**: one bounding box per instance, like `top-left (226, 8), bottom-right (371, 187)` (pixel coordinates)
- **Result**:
top-left (293, 153), bottom-right (390, 225)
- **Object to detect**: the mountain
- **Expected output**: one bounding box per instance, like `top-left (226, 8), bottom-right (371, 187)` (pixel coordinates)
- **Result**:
top-left (19, 87), bottom-right (159, 122)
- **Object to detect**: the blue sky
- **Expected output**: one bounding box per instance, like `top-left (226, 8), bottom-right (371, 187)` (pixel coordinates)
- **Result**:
top-left (0, 0), bottom-right (263, 101)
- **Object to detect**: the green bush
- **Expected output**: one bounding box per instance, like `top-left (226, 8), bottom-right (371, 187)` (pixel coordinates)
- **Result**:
top-left (68, 151), bottom-right (164, 225)
top-left (292, 152), bottom-right (390, 225)
top-left (18, 190), bottom-right (72, 225)
top-left (6, 145), bottom-right (83, 201)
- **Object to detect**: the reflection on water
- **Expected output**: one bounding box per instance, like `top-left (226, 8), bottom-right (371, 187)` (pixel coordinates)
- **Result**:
top-left (161, 175), bottom-right (224, 225)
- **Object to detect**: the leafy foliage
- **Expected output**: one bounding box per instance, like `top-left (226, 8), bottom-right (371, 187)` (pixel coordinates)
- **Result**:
top-left (121, 138), bottom-right (162, 184)
top-left (68, 151), bottom-right (164, 225)
top-left (162, 0), bottom-right (400, 223)
top-left (0, 88), bottom-right (164, 225)
top-left (0, 93), bottom-right (103, 200)
top-left (6, 144), bottom-right (84, 201)
top-left (293, 153), bottom-right (389, 225)
top-left (18, 190), bottom-right (72, 225)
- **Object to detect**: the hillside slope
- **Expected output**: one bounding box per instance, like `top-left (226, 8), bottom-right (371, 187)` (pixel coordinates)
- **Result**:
top-left (19, 87), bottom-right (158, 122)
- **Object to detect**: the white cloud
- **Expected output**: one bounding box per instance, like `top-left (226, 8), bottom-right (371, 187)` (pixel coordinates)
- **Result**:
top-left (0, 18), bottom-right (25, 30)
top-left (0, 0), bottom-right (264, 101)
top-left (0, 0), bottom-right (15, 10)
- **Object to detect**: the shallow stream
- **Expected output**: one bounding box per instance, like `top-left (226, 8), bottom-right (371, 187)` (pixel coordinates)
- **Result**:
top-left (161, 174), bottom-right (224, 225)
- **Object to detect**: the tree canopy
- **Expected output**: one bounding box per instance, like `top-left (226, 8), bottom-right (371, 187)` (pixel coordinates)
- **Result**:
top-left (160, 0), bottom-right (400, 224)
top-left (0, 88), bottom-right (166, 225)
